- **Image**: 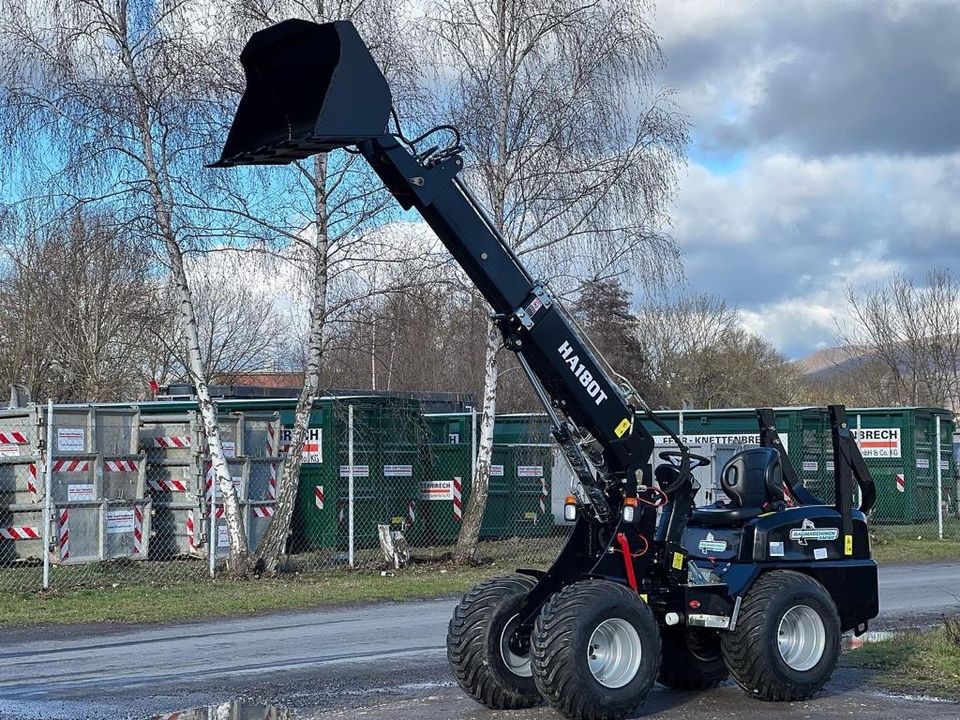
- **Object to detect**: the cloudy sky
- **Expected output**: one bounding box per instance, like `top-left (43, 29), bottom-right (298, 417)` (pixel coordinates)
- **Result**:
top-left (653, 0), bottom-right (960, 359)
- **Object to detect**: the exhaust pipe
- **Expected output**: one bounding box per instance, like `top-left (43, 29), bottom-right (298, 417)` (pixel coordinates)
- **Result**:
top-left (212, 19), bottom-right (392, 167)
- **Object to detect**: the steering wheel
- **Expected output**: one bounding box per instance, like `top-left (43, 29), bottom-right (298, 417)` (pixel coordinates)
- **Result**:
top-left (659, 450), bottom-right (711, 470)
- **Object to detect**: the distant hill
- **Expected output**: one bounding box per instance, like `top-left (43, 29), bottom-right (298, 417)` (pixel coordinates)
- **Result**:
top-left (795, 345), bottom-right (874, 380)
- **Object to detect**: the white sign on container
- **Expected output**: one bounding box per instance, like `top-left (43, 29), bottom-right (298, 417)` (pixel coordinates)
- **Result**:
top-left (218, 524), bottom-right (230, 548)
top-left (653, 433), bottom-right (789, 452)
top-left (57, 427), bottom-right (85, 453)
top-left (517, 466), bottom-right (544, 477)
top-left (419, 480), bottom-right (454, 501)
top-left (67, 484), bottom-right (95, 502)
top-left (490, 464), bottom-right (504, 477)
top-left (222, 441), bottom-right (236, 458)
top-left (339, 465), bottom-right (369, 477)
top-left (852, 427), bottom-right (901, 458)
top-left (106, 509), bottom-right (135, 534)
top-left (802, 461), bottom-right (818, 472)
top-left (917, 458), bottom-right (930, 470)
top-left (0, 444), bottom-right (20, 457)
top-left (304, 428), bottom-right (322, 463)
top-left (384, 464), bottom-right (413, 477)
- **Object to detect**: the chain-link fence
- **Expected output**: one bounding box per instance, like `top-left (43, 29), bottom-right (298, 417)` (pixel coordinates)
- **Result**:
top-left (281, 400), bottom-right (573, 573)
top-left (0, 398), bottom-right (576, 592)
top-left (1, 400), bottom-right (957, 594)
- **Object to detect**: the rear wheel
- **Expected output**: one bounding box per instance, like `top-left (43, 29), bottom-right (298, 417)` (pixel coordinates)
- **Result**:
top-left (446, 574), bottom-right (541, 709)
top-left (531, 580), bottom-right (660, 720)
top-left (658, 626), bottom-right (728, 690)
top-left (721, 570), bottom-right (840, 701)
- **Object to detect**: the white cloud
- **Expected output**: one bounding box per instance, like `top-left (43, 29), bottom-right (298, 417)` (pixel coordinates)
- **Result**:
top-left (671, 151), bottom-right (960, 356)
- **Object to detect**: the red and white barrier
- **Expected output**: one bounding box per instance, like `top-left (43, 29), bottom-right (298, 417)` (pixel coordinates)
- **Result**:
top-left (204, 465), bottom-right (215, 500)
top-left (58, 509), bottom-right (70, 559)
top-left (186, 511), bottom-right (197, 551)
top-left (0, 526), bottom-right (39, 540)
top-left (315, 485), bottom-right (324, 510)
top-left (148, 478), bottom-right (188, 493)
top-left (27, 463), bottom-right (39, 502)
top-left (896, 473), bottom-right (906, 492)
top-left (407, 500), bottom-right (416, 526)
top-left (0, 431), bottom-right (28, 445)
top-left (153, 436), bottom-right (191, 449)
top-left (539, 478), bottom-right (548, 516)
top-left (265, 422), bottom-right (278, 500)
top-left (453, 477), bottom-right (463, 522)
top-left (252, 505), bottom-right (275, 519)
top-left (105, 459), bottom-right (138, 473)
top-left (132, 506), bottom-right (144, 554)
top-left (53, 459), bottom-right (90, 473)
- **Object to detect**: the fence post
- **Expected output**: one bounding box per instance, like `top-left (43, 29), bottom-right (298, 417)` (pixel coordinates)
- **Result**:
top-left (209, 494), bottom-right (216, 579)
top-left (348, 403), bottom-right (355, 568)
top-left (470, 405), bottom-right (477, 490)
top-left (42, 398), bottom-right (53, 591)
top-left (936, 415), bottom-right (944, 541)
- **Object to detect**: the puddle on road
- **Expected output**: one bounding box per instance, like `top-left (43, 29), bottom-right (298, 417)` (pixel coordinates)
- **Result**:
top-left (151, 700), bottom-right (294, 719)
top-left (842, 629), bottom-right (897, 650)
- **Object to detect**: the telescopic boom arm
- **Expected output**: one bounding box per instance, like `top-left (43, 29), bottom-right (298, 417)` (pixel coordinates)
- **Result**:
top-left (213, 19), bottom-right (656, 518)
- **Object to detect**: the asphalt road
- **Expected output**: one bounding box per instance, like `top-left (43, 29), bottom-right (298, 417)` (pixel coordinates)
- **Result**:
top-left (0, 562), bottom-right (958, 720)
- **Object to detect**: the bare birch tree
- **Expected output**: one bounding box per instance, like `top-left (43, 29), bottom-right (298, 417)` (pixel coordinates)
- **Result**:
top-left (0, 0), bottom-right (253, 572)
top-left (841, 268), bottom-right (960, 411)
top-left (211, 0), bottom-right (420, 573)
top-left (422, 0), bottom-right (688, 562)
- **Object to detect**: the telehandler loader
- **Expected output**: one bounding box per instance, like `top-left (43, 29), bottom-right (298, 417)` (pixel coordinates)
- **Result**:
top-left (213, 19), bottom-right (880, 720)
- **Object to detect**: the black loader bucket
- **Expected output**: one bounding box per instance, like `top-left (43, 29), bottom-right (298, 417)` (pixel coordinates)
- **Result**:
top-left (212, 19), bottom-right (391, 167)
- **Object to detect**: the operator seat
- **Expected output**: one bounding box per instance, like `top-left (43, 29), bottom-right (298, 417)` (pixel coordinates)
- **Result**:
top-left (691, 447), bottom-right (791, 527)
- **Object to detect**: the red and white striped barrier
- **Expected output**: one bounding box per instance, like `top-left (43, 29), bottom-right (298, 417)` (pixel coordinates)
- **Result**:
top-left (0, 526), bottom-right (39, 540)
top-left (252, 505), bottom-right (275, 518)
top-left (53, 459), bottom-right (90, 473)
top-left (153, 436), bottom-right (191, 449)
top-left (315, 485), bottom-right (324, 510)
top-left (58, 509), bottom-right (70, 559)
top-left (266, 422), bottom-right (278, 500)
top-left (0, 430), bottom-right (28, 445)
top-left (407, 500), bottom-right (416, 526)
top-left (896, 473), bottom-right (906, 492)
top-left (27, 463), bottom-right (39, 502)
top-left (132, 506), bottom-right (144, 554)
top-left (539, 478), bottom-right (548, 516)
top-left (453, 477), bottom-right (463, 522)
top-left (148, 478), bottom-right (188, 493)
top-left (186, 510), bottom-right (197, 551)
top-left (105, 459), bottom-right (138, 473)
top-left (204, 465), bottom-right (215, 500)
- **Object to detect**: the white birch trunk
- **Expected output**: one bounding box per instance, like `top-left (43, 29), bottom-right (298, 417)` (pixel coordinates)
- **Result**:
top-left (115, 32), bottom-right (250, 572)
top-left (453, 318), bottom-right (500, 562)
top-left (255, 154), bottom-right (329, 574)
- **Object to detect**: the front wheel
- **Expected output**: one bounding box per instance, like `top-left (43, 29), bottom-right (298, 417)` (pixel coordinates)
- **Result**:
top-left (446, 574), bottom-right (541, 709)
top-left (531, 580), bottom-right (660, 720)
top-left (722, 570), bottom-right (840, 701)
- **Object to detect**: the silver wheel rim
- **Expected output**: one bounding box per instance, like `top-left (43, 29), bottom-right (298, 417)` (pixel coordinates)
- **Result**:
top-left (587, 618), bottom-right (643, 688)
top-left (777, 605), bottom-right (826, 671)
top-left (499, 614), bottom-right (531, 677)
